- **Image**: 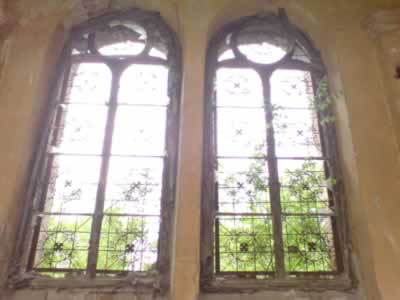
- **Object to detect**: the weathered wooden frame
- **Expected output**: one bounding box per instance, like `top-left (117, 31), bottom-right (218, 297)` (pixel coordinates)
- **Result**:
top-left (201, 9), bottom-right (353, 292)
top-left (9, 8), bottom-right (182, 292)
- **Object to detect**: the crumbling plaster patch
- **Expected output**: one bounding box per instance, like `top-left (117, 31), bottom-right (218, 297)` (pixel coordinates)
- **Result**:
top-left (11, 0), bottom-right (179, 28)
top-left (1, 1), bottom-right (400, 300)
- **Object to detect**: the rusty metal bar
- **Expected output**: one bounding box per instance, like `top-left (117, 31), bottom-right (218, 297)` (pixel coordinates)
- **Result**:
top-left (218, 155), bottom-right (328, 160)
top-left (36, 212), bottom-right (161, 217)
top-left (47, 152), bottom-right (165, 159)
top-left (60, 101), bottom-right (167, 109)
top-left (32, 268), bottom-right (158, 275)
top-left (215, 270), bottom-right (339, 276)
top-left (217, 212), bottom-right (272, 217)
top-left (218, 59), bottom-right (323, 73)
top-left (71, 54), bottom-right (168, 66)
top-left (216, 105), bottom-right (315, 110)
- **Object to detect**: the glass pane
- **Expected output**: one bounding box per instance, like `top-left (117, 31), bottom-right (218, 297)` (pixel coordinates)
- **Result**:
top-left (65, 63), bottom-right (111, 104)
top-left (44, 156), bottom-right (101, 214)
top-left (112, 106), bottom-right (167, 156)
top-left (99, 41), bottom-right (146, 56)
top-left (34, 215), bottom-right (92, 270)
top-left (96, 22), bottom-right (147, 56)
top-left (273, 108), bottom-right (322, 157)
top-left (52, 104), bottom-right (107, 155)
top-left (292, 46), bottom-right (311, 63)
top-left (218, 159), bottom-right (268, 188)
top-left (217, 159), bottom-right (269, 214)
top-left (238, 43), bottom-right (287, 65)
top-left (98, 216), bottom-right (160, 272)
top-left (278, 159), bottom-right (331, 214)
top-left (236, 20), bottom-right (291, 65)
top-left (217, 216), bottom-right (274, 272)
top-left (236, 22), bottom-right (291, 65)
top-left (218, 187), bottom-right (270, 214)
top-left (216, 68), bottom-right (263, 107)
top-left (105, 157), bottom-right (163, 214)
top-left (149, 47), bottom-right (167, 60)
top-left (271, 70), bottom-right (314, 109)
top-left (217, 108), bottom-right (266, 157)
top-left (282, 215), bottom-right (337, 272)
top-left (218, 49), bottom-right (235, 62)
top-left (118, 64), bottom-right (169, 105)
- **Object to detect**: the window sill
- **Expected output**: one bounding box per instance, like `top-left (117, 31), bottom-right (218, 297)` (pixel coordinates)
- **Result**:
top-left (9, 271), bottom-right (166, 292)
top-left (201, 274), bottom-right (354, 293)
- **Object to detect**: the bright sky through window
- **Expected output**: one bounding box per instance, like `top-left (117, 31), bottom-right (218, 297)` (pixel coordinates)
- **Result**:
top-left (29, 31), bottom-right (175, 276)
top-left (202, 13), bottom-right (342, 279)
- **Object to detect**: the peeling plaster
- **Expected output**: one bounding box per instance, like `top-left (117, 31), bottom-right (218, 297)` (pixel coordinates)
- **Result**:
top-left (2, 1), bottom-right (400, 300)
top-left (81, 0), bottom-right (111, 17)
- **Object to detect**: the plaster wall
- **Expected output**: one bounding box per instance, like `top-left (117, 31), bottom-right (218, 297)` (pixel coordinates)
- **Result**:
top-left (0, 1), bottom-right (400, 300)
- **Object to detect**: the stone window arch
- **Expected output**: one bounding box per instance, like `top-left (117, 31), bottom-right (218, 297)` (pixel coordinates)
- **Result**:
top-left (201, 9), bottom-right (349, 289)
top-left (12, 8), bottom-right (181, 284)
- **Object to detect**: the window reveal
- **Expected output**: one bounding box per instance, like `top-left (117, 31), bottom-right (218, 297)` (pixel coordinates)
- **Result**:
top-left (202, 10), bottom-right (346, 281)
top-left (18, 9), bottom-right (180, 279)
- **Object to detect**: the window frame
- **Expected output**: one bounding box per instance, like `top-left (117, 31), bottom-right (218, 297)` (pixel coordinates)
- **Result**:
top-left (201, 10), bottom-right (352, 291)
top-left (10, 8), bottom-right (181, 289)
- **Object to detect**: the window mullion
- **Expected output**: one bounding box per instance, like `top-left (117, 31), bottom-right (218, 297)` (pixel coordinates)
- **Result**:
top-left (260, 72), bottom-right (285, 278)
top-left (87, 65), bottom-right (121, 277)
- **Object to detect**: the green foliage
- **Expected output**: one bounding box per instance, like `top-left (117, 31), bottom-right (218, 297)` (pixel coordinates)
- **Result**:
top-left (217, 157), bottom-right (336, 273)
top-left (313, 79), bottom-right (341, 126)
top-left (37, 169), bottom-right (159, 276)
top-left (37, 208), bottom-right (154, 275)
top-left (37, 215), bottom-right (92, 271)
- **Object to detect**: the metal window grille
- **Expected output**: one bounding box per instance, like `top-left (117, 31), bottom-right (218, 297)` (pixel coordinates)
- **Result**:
top-left (201, 10), bottom-right (349, 283)
top-left (13, 9), bottom-right (181, 279)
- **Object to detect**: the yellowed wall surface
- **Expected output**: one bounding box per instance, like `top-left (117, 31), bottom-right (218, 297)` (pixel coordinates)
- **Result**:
top-left (0, 1), bottom-right (400, 299)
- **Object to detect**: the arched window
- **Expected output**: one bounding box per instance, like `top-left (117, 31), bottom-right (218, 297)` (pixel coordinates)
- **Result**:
top-left (17, 9), bottom-right (181, 279)
top-left (201, 10), bottom-right (347, 285)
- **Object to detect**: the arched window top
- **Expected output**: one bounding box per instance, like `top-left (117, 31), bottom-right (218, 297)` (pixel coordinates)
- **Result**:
top-left (209, 9), bottom-right (324, 74)
top-left (201, 10), bottom-right (349, 288)
top-left (13, 8), bottom-right (181, 284)
top-left (67, 9), bottom-right (178, 62)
